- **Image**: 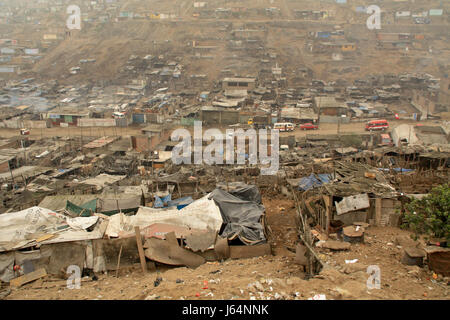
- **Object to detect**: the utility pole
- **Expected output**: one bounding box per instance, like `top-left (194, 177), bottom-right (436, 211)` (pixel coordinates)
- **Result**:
top-left (22, 139), bottom-right (26, 165)
top-left (8, 161), bottom-right (15, 186)
top-left (337, 115), bottom-right (341, 137)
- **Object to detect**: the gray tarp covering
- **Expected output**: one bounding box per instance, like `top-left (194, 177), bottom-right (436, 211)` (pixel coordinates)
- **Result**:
top-left (217, 182), bottom-right (263, 205)
top-left (209, 188), bottom-right (266, 245)
top-left (0, 252), bottom-right (14, 282)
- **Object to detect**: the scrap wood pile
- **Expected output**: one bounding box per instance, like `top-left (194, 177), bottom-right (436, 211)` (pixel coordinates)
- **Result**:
top-left (295, 161), bottom-right (400, 234)
top-left (0, 183), bottom-right (269, 292)
top-left (289, 183), bottom-right (324, 278)
top-left (288, 161), bottom-right (404, 277)
top-left (320, 161), bottom-right (398, 198)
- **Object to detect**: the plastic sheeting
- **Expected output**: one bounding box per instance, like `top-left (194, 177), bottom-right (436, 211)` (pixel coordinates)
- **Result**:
top-left (0, 207), bottom-right (68, 243)
top-left (217, 182), bottom-right (262, 205)
top-left (0, 207), bottom-right (106, 252)
top-left (154, 194), bottom-right (171, 208)
top-left (298, 173), bottom-right (333, 191)
top-left (66, 216), bottom-right (99, 231)
top-left (66, 199), bottom-right (97, 217)
top-left (209, 188), bottom-right (266, 245)
top-left (105, 194), bottom-right (223, 238)
top-left (98, 197), bottom-right (142, 215)
top-left (0, 252), bottom-right (14, 282)
top-left (167, 196), bottom-right (194, 210)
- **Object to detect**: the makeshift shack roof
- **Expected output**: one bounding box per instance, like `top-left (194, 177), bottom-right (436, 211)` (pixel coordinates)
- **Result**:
top-left (102, 185), bottom-right (149, 195)
top-left (298, 173), bottom-right (333, 191)
top-left (0, 207), bottom-right (106, 253)
top-left (212, 100), bottom-right (241, 108)
top-left (48, 163), bottom-right (82, 178)
top-left (314, 96), bottom-right (342, 108)
top-left (224, 90), bottom-right (248, 98)
top-left (106, 194), bottom-right (223, 238)
top-left (83, 136), bottom-right (119, 149)
top-left (280, 107), bottom-right (318, 120)
top-left (334, 147), bottom-right (358, 155)
top-left (223, 77), bottom-right (255, 83)
top-left (47, 107), bottom-right (90, 117)
top-left (209, 186), bottom-right (266, 245)
top-left (415, 131), bottom-right (448, 145)
top-left (319, 161), bottom-right (397, 198)
top-left (39, 191), bottom-right (143, 216)
top-left (418, 152), bottom-right (450, 160)
top-left (155, 171), bottom-right (189, 183)
top-left (97, 196), bottom-right (142, 215)
top-left (109, 138), bottom-right (131, 152)
top-left (215, 182), bottom-right (262, 204)
top-left (81, 174), bottom-right (126, 189)
top-left (0, 166), bottom-right (53, 182)
top-left (154, 151), bottom-right (173, 163)
top-left (202, 106), bottom-right (238, 112)
top-left (38, 195), bottom-right (98, 212)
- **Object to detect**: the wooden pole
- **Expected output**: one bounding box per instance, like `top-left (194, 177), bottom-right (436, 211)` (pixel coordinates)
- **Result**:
top-left (323, 195), bottom-right (332, 235)
top-left (375, 198), bottom-right (382, 226)
top-left (134, 227), bottom-right (147, 273)
top-left (8, 161), bottom-right (15, 185)
top-left (115, 244), bottom-right (123, 278)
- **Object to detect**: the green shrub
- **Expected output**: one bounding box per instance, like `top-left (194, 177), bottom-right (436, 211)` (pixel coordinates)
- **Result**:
top-left (402, 184), bottom-right (450, 245)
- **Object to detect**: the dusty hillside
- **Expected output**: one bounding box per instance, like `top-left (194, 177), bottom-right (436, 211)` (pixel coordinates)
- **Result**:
top-left (4, 197), bottom-right (449, 300)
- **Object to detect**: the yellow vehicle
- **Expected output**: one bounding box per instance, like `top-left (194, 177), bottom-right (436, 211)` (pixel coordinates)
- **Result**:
top-left (247, 118), bottom-right (254, 125)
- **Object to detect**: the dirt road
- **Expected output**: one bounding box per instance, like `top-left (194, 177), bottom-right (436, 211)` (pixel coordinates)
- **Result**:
top-left (0, 126), bottom-right (144, 140)
top-left (0, 119), bottom-right (440, 141)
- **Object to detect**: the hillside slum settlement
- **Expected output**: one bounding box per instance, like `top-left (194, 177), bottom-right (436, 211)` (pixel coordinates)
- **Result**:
top-left (0, 0), bottom-right (449, 300)
top-left (0, 128), bottom-right (448, 297)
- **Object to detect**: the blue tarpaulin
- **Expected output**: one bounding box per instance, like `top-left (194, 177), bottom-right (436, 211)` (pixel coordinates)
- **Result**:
top-left (317, 173), bottom-right (333, 183)
top-left (154, 194), bottom-right (172, 208)
top-left (378, 168), bottom-right (414, 173)
top-left (298, 173), bottom-right (333, 191)
top-left (167, 196), bottom-right (194, 210)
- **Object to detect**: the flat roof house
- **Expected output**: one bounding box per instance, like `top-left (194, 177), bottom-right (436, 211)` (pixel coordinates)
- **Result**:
top-left (222, 77), bottom-right (256, 91)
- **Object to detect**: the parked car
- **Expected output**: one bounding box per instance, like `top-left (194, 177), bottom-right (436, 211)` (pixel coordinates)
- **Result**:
top-left (300, 123), bottom-right (318, 130)
top-left (414, 17), bottom-right (430, 24)
top-left (20, 128), bottom-right (30, 135)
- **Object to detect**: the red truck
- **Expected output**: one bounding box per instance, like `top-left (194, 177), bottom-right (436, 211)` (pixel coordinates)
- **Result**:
top-left (300, 123), bottom-right (318, 130)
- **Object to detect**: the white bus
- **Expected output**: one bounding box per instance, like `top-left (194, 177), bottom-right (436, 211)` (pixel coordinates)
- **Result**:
top-left (273, 122), bottom-right (294, 132)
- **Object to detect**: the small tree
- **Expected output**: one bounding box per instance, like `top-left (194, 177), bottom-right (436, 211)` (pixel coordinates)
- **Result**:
top-left (402, 184), bottom-right (450, 245)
